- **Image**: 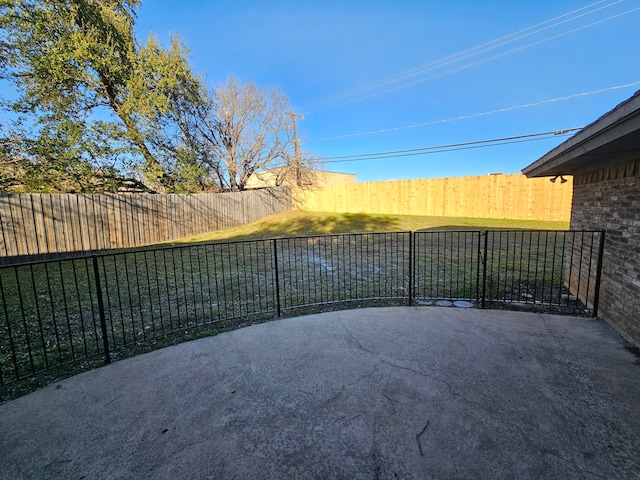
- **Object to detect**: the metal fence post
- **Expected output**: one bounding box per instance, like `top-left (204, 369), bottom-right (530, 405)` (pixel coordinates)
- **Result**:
top-left (481, 231), bottom-right (488, 309)
top-left (476, 231), bottom-right (482, 303)
top-left (273, 239), bottom-right (282, 317)
top-left (592, 230), bottom-right (606, 318)
top-left (92, 255), bottom-right (111, 364)
top-left (408, 232), bottom-right (413, 306)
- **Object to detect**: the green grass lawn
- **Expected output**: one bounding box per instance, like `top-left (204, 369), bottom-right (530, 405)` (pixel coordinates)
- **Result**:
top-left (1, 211), bottom-right (581, 402)
top-left (161, 211), bottom-right (570, 245)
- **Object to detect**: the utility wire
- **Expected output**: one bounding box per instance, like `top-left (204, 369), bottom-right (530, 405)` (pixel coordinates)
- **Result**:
top-left (347, 6), bottom-right (640, 105)
top-left (313, 128), bottom-right (582, 164)
top-left (302, 1), bottom-right (636, 113)
top-left (314, 82), bottom-right (640, 141)
top-left (302, 0), bottom-right (617, 111)
top-left (307, 6), bottom-right (640, 114)
top-left (323, 137), bottom-right (569, 164)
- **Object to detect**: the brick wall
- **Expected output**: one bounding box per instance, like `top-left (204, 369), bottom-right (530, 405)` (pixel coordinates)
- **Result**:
top-left (571, 157), bottom-right (640, 346)
top-left (564, 231), bottom-right (604, 311)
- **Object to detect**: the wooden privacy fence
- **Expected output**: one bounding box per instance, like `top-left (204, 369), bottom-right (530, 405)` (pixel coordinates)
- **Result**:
top-left (295, 174), bottom-right (573, 222)
top-left (0, 188), bottom-right (291, 264)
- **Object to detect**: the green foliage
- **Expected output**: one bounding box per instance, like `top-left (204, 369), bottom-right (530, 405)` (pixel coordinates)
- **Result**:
top-left (0, 116), bottom-right (144, 193)
top-left (132, 35), bottom-right (217, 192)
top-left (0, 0), bottom-right (209, 192)
top-left (0, 1), bottom-right (309, 194)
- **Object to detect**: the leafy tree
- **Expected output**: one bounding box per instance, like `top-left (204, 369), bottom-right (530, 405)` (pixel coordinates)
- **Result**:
top-left (0, 0), bottom-right (207, 192)
top-left (0, 119), bottom-right (151, 192)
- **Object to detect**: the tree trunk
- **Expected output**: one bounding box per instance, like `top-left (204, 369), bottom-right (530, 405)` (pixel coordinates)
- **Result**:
top-left (99, 74), bottom-right (171, 191)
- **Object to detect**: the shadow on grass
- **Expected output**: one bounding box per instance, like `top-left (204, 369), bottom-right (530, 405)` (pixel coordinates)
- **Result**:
top-left (415, 221), bottom-right (570, 232)
top-left (154, 212), bottom-right (569, 249)
top-left (193, 212), bottom-right (404, 244)
top-left (417, 225), bottom-right (551, 232)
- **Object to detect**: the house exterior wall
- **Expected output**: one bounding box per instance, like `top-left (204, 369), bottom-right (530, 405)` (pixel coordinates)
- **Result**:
top-left (570, 157), bottom-right (640, 346)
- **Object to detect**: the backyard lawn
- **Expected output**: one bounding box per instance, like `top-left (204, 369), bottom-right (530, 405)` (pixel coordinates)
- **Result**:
top-left (1, 211), bottom-right (586, 402)
top-left (163, 211), bottom-right (570, 245)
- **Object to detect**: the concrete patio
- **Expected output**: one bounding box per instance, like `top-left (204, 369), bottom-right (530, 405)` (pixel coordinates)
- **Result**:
top-left (1, 307), bottom-right (639, 479)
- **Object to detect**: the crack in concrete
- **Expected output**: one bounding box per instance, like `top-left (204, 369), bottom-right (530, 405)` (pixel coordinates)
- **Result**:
top-left (340, 315), bottom-right (477, 408)
top-left (43, 456), bottom-right (72, 470)
top-left (322, 386), bottom-right (346, 406)
top-left (383, 393), bottom-right (397, 415)
top-left (453, 328), bottom-right (474, 335)
top-left (103, 393), bottom-right (124, 408)
top-left (321, 361), bottom-right (384, 407)
top-left (384, 359), bottom-right (436, 380)
top-left (331, 414), bottom-right (348, 425)
top-left (340, 317), bottom-right (429, 378)
top-left (340, 317), bottom-right (369, 353)
top-left (416, 420), bottom-right (430, 456)
top-left (450, 390), bottom-right (486, 410)
top-left (171, 438), bottom-right (210, 457)
top-left (335, 414), bottom-right (362, 430)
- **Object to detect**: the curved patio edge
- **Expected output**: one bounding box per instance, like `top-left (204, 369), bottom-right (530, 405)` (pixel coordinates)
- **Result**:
top-left (1, 307), bottom-right (639, 480)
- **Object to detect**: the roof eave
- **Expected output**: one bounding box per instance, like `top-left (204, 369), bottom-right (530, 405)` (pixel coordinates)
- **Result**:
top-left (522, 90), bottom-right (640, 177)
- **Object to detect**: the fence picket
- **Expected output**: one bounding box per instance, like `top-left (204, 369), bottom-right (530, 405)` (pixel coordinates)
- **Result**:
top-left (295, 174), bottom-right (572, 222)
top-left (0, 190), bottom-right (291, 264)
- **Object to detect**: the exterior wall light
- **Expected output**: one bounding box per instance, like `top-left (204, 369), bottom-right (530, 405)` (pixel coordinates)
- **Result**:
top-left (550, 175), bottom-right (567, 183)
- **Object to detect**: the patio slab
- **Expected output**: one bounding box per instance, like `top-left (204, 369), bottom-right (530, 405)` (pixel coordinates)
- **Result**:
top-left (1, 307), bottom-right (639, 479)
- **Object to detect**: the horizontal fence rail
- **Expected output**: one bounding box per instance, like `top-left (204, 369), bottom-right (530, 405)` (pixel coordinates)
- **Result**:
top-left (0, 230), bottom-right (604, 387)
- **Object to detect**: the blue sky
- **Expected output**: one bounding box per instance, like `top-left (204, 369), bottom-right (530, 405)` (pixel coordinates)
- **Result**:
top-left (141, 0), bottom-right (636, 183)
top-left (10, 0), bottom-right (640, 183)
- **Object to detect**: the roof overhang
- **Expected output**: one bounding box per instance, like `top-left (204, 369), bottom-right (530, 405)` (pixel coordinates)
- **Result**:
top-left (522, 90), bottom-right (640, 177)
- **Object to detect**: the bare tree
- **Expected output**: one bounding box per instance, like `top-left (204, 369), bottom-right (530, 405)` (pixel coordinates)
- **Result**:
top-left (204, 76), bottom-right (314, 192)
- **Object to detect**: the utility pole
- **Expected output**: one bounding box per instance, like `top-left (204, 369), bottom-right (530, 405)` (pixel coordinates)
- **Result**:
top-left (287, 111), bottom-right (304, 186)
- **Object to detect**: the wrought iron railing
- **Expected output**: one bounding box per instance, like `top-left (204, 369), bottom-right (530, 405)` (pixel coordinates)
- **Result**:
top-left (0, 230), bottom-right (604, 386)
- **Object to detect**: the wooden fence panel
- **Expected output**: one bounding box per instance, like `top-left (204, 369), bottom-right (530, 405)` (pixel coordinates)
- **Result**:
top-left (295, 174), bottom-right (573, 222)
top-left (0, 188), bottom-right (291, 264)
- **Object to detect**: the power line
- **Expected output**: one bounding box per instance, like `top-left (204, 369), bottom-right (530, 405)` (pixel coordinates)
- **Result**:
top-left (313, 128), bottom-right (582, 164)
top-left (321, 128), bottom-right (580, 160)
top-left (302, 0), bottom-right (617, 111)
top-left (344, 6), bottom-right (640, 107)
top-left (313, 81), bottom-right (640, 141)
top-left (307, 6), bottom-right (640, 114)
top-left (322, 137), bottom-right (568, 164)
top-left (302, 1), bottom-right (636, 113)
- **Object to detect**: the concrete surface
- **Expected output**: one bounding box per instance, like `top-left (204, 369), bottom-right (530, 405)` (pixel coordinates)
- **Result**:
top-left (1, 307), bottom-right (640, 480)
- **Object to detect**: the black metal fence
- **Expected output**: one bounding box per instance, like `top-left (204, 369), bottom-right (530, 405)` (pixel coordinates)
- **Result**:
top-left (0, 230), bottom-right (604, 386)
